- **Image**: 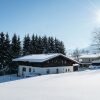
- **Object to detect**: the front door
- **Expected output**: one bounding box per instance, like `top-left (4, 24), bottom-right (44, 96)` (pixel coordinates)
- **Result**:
top-left (22, 67), bottom-right (26, 77)
top-left (73, 66), bottom-right (78, 71)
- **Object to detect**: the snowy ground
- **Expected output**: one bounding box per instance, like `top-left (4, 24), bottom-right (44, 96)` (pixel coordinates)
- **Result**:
top-left (0, 70), bottom-right (100, 100)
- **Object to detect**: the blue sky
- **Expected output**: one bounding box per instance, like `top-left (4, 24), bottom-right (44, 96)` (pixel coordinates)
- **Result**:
top-left (0, 0), bottom-right (100, 50)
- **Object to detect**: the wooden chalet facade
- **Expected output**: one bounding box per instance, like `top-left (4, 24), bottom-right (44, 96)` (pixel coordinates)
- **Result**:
top-left (13, 53), bottom-right (79, 77)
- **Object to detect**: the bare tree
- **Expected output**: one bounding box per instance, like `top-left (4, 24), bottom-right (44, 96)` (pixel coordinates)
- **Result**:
top-left (72, 48), bottom-right (80, 61)
top-left (93, 28), bottom-right (100, 52)
top-left (80, 49), bottom-right (89, 54)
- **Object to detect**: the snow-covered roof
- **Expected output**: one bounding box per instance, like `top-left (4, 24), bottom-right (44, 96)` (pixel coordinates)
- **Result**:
top-left (80, 54), bottom-right (100, 59)
top-left (13, 53), bottom-right (78, 63)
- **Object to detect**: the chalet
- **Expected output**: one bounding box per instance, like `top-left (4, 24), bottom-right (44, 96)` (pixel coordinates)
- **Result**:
top-left (89, 60), bottom-right (100, 69)
top-left (79, 54), bottom-right (100, 67)
top-left (13, 53), bottom-right (79, 77)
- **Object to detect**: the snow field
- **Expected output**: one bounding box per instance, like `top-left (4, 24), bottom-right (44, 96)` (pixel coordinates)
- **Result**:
top-left (0, 70), bottom-right (100, 100)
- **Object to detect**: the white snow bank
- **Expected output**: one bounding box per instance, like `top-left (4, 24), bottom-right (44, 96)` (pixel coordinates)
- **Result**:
top-left (0, 70), bottom-right (100, 100)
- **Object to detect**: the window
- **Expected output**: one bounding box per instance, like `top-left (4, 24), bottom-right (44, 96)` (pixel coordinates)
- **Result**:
top-left (55, 60), bottom-right (57, 63)
top-left (47, 69), bottom-right (50, 74)
top-left (65, 61), bottom-right (66, 64)
top-left (22, 67), bottom-right (26, 72)
top-left (29, 68), bottom-right (31, 72)
top-left (68, 69), bottom-right (70, 72)
top-left (33, 69), bottom-right (35, 72)
top-left (62, 60), bottom-right (63, 64)
top-left (66, 69), bottom-right (67, 72)
top-left (56, 69), bottom-right (59, 73)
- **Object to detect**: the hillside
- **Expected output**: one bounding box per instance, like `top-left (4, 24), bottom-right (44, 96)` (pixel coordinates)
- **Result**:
top-left (0, 70), bottom-right (100, 100)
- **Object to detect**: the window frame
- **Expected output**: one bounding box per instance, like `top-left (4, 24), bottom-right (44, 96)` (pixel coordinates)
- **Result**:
top-left (22, 67), bottom-right (26, 72)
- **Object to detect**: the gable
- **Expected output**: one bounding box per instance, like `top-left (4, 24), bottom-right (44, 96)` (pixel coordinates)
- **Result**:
top-left (42, 55), bottom-right (78, 67)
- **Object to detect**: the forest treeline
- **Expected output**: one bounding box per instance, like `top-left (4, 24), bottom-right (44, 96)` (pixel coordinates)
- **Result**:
top-left (0, 32), bottom-right (66, 74)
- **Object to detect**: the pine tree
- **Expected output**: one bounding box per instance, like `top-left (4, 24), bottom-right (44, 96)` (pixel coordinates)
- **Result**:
top-left (59, 41), bottom-right (66, 55)
top-left (4, 33), bottom-right (12, 67)
top-left (11, 33), bottom-right (21, 58)
top-left (3, 33), bottom-right (12, 74)
top-left (42, 36), bottom-right (48, 53)
top-left (0, 33), bottom-right (13, 75)
top-left (54, 38), bottom-right (60, 53)
top-left (30, 34), bottom-right (36, 54)
top-left (10, 34), bottom-right (21, 74)
top-left (0, 32), bottom-right (6, 69)
top-left (23, 34), bottom-right (31, 55)
top-left (37, 36), bottom-right (43, 54)
top-left (17, 36), bottom-right (21, 56)
top-left (47, 37), bottom-right (54, 53)
top-left (34, 35), bottom-right (39, 54)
